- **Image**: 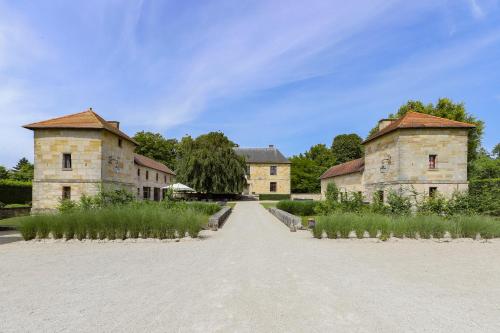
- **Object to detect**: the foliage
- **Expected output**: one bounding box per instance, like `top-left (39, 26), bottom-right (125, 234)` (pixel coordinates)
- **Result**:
top-left (331, 134), bottom-right (363, 164)
top-left (10, 158), bottom-right (34, 182)
top-left (386, 189), bottom-right (412, 215)
top-left (289, 156), bottom-right (323, 193)
top-left (470, 153), bottom-right (500, 180)
top-left (2, 203), bottom-right (31, 208)
top-left (304, 144), bottom-right (336, 167)
top-left (57, 188), bottom-right (137, 213)
top-left (19, 204), bottom-right (208, 240)
top-left (133, 131), bottom-right (178, 171)
top-left (492, 143), bottom-right (500, 159)
top-left (276, 200), bottom-right (318, 216)
top-left (0, 166), bottom-right (9, 180)
top-left (176, 132), bottom-right (246, 194)
top-left (259, 194), bottom-right (291, 201)
top-left (0, 179), bottom-right (32, 204)
top-left (312, 213), bottom-right (500, 240)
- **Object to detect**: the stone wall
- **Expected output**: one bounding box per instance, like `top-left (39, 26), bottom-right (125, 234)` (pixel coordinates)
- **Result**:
top-left (246, 163), bottom-right (290, 195)
top-left (320, 172), bottom-right (363, 200)
top-left (101, 131), bottom-right (136, 190)
top-left (135, 165), bottom-right (174, 200)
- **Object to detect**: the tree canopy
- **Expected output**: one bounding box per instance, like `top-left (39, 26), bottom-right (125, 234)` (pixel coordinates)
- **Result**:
top-left (133, 131), bottom-right (178, 170)
top-left (175, 132), bottom-right (246, 194)
top-left (331, 134), bottom-right (364, 164)
top-left (9, 158), bottom-right (34, 181)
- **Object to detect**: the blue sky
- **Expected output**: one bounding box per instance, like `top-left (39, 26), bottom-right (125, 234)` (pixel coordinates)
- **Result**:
top-left (1, 0), bottom-right (499, 168)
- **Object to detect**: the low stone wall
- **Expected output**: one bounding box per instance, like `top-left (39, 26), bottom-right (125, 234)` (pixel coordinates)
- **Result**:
top-left (291, 193), bottom-right (321, 201)
top-left (268, 207), bottom-right (302, 232)
top-left (208, 206), bottom-right (232, 231)
top-left (0, 207), bottom-right (31, 220)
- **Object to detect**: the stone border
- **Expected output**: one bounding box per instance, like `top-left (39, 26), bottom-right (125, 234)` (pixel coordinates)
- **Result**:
top-left (208, 206), bottom-right (232, 231)
top-left (268, 207), bottom-right (302, 232)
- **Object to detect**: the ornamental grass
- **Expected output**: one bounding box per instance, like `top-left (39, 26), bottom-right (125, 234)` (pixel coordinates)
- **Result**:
top-left (312, 213), bottom-right (500, 240)
top-left (18, 204), bottom-right (208, 241)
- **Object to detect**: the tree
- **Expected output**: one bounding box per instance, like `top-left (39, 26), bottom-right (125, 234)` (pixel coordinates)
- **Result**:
top-left (10, 158), bottom-right (33, 181)
top-left (492, 143), bottom-right (500, 159)
top-left (0, 166), bottom-right (9, 180)
top-left (470, 148), bottom-right (500, 180)
top-left (368, 98), bottom-right (484, 172)
top-left (133, 131), bottom-right (178, 170)
top-left (304, 144), bottom-right (335, 168)
top-left (290, 155), bottom-right (323, 193)
top-left (331, 134), bottom-right (363, 164)
top-left (175, 132), bottom-right (246, 194)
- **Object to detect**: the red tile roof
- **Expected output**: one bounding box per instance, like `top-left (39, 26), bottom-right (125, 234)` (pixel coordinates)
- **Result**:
top-left (134, 154), bottom-right (175, 175)
top-left (320, 158), bottom-right (364, 179)
top-left (23, 109), bottom-right (139, 145)
top-left (363, 112), bottom-right (476, 144)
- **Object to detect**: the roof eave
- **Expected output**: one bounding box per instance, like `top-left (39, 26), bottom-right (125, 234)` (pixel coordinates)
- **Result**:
top-left (362, 125), bottom-right (475, 145)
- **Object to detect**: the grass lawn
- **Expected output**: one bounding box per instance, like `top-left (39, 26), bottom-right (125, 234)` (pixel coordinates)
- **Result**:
top-left (260, 202), bottom-right (277, 209)
top-left (0, 216), bottom-right (25, 228)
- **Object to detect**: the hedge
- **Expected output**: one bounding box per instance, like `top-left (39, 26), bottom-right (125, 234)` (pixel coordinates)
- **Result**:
top-left (276, 200), bottom-right (318, 216)
top-left (259, 194), bottom-right (291, 201)
top-left (0, 180), bottom-right (32, 205)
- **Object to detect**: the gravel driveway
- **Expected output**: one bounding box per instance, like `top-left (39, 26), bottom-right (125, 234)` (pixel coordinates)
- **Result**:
top-left (1, 201), bottom-right (500, 332)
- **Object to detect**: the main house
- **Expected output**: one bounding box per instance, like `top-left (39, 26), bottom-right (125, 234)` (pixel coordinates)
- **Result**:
top-left (234, 145), bottom-right (291, 196)
top-left (24, 109), bottom-right (175, 212)
top-left (320, 112), bottom-right (475, 202)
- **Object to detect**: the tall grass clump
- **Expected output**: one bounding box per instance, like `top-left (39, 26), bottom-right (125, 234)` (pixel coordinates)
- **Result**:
top-left (17, 203), bottom-right (209, 241)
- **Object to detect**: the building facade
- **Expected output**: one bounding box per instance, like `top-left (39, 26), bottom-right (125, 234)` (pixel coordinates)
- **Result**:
top-left (234, 146), bottom-right (291, 195)
top-left (24, 109), bottom-right (175, 212)
top-left (320, 112), bottom-right (475, 202)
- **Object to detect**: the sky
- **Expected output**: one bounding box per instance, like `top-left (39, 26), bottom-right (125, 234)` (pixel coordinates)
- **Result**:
top-left (1, 0), bottom-right (499, 168)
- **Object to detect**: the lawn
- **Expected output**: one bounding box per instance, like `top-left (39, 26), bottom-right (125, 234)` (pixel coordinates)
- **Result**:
top-left (0, 216), bottom-right (25, 228)
top-left (260, 201), bottom-right (277, 209)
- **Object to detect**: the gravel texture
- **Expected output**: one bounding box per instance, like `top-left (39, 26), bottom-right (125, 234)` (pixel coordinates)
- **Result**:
top-left (1, 201), bottom-right (500, 332)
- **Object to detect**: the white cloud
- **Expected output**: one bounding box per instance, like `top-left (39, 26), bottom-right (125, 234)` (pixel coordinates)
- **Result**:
top-left (468, 0), bottom-right (485, 18)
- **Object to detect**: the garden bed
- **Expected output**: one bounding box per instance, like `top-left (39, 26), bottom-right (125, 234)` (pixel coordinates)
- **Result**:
top-left (312, 213), bottom-right (500, 240)
top-left (17, 203), bottom-right (211, 241)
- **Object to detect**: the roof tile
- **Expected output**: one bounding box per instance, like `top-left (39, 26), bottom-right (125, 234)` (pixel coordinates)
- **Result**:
top-left (320, 158), bottom-right (364, 179)
top-left (134, 154), bottom-right (175, 175)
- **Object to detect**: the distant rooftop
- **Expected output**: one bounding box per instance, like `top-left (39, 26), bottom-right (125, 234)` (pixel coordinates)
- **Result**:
top-left (234, 146), bottom-right (290, 164)
top-left (320, 158), bottom-right (365, 179)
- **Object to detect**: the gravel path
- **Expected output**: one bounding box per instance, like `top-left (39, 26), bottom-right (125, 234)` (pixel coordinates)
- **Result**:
top-left (1, 201), bottom-right (500, 332)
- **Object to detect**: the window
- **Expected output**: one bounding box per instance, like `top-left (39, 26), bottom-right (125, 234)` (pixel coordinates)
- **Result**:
top-left (143, 187), bottom-right (150, 200)
top-left (137, 188), bottom-right (140, 197)
top-left (118, 139), bottom-right (122, 148)
top-left (270, 165), bottom-right (277, 176)
top-left (164, 175), bottom-right (167, 183)
top-left (137, 169), bottom-right (141, 177)
top-left (377, 190), bottom-right (384, 203)
top-left (62, 186), bottom-right (71, 200)
top-left (156, 173), bottom-right (159, 182)
top-left (62, 153), bottom-right (72, 169)
top-left (429, 187), bottom-right (437, 198)
top-left (146, 170), bottom-right (149, 180)
top-left (270, 182), bottom-right (277, 192)
top-left (429, 155), bottom-right (437, 169)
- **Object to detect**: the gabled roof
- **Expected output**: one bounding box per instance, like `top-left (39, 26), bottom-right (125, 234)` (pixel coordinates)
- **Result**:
top-left (234, 147), bottom-right (290, 164)
top-left (23, 109), bottom-right (138, 145)
top-left (320, 158), bottom-right (364, 180)
top-left (363, 112), bottom-right (476, 144)
top-left (134, 154), bottom-right (175, 175)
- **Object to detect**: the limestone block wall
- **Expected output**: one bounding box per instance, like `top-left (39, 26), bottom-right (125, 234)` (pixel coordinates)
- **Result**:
top-left (247, 163), bottom-right (290, 194)
top-left (101, 131), bottom-right (136, 187)
top-left (32, 181), bottom-right (100, 212)
top-left (363, 131), bottom-right (399, 186)
top-left (321, 172), bottom-right (364, 199)
top-left (135, 165), bottom-right (174, 200)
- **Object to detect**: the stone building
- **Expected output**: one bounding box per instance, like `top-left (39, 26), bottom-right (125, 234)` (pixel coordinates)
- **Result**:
top-left (320, 112), bottom-right (475, 202)
top-left (24, 109), bottom-right (175, 212)
top-left (234, 146), bottom-right (291, 195)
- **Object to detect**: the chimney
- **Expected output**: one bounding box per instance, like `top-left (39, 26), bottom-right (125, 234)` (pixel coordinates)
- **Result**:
top-left (269, 144), bottom-right (274, 148)
top-left (378, 119), bottom-right (394, 131)
top-left (108, 121), bottom-right (120, 129)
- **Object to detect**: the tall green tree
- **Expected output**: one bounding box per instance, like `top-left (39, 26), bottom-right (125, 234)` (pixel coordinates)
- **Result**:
top-left (331, 134), bottom-right (363, 164)
top-left (175, 132), bottom-right (246, 193)
top-left (304, 144), bottom-right (335, 168)
top-left (0, 166), bottom-right (9, 180)
top-left (290, 155), bottom-right (324, 193)
top-left (368, 98), bottom-right (483, 172)
top-left (10, 158), bottom-right (34, 181)
top-left (492, 143), bottom-right (500, 159)
top-left (133, 131), bottom-right (178, 170)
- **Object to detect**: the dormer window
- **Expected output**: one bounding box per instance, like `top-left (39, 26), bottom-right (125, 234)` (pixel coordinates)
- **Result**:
top-left (429, 155), bottom-right (437, 169)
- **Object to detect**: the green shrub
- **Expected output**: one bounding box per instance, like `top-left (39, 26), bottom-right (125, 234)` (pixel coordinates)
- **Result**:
top-left (386, 189), bottom-right (412, 215)
top-left (276, 200), bottom-right (318, 216)
top-left (19, 217), bottom-right (37, 240)
top-left (259, 194), bottom-right (291, 201)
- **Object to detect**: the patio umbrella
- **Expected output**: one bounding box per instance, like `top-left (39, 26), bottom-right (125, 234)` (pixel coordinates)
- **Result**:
top-left (162, 183), bottom-right (196, 192)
